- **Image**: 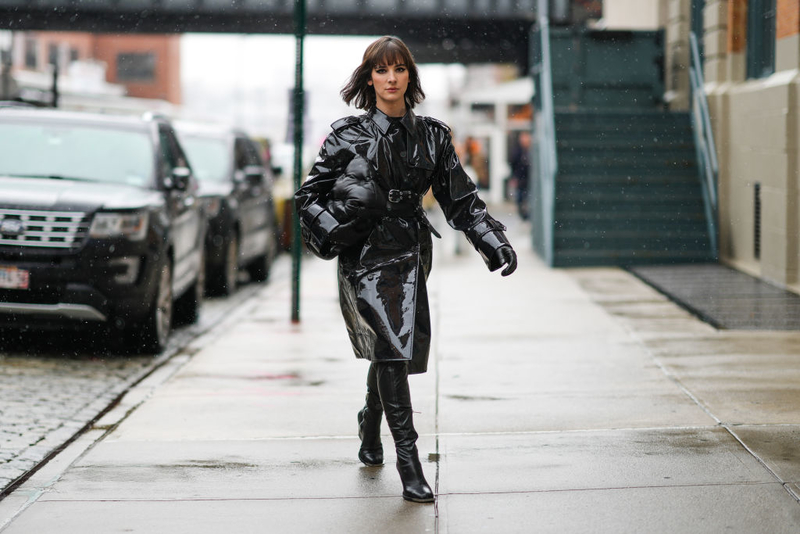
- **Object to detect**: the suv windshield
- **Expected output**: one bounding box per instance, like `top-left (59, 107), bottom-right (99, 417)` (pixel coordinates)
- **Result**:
top-left (0, 121), bottom-right (155, 188)
top-left (178, 135), bottom-right (230, 183)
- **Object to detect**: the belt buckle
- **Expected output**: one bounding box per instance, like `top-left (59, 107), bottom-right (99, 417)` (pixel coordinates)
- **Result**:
top-left (388, 189), bottom-right (402, 203)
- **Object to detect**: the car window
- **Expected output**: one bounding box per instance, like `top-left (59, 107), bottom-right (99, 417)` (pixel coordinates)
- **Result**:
top-left (0, 121), bottom-right (155, 187)
top-left (234, 138), bottom-right (249, 171)
top-left (245, 139), bottom-right (263, 167)
top-left (179, 135), bottom-right (229, 183)
top-left (158, 124), bottom-right (189, 179)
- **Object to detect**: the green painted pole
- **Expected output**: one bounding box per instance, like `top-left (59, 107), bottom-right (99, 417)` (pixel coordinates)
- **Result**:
top-left (290, 0), bottom-right (306, 323)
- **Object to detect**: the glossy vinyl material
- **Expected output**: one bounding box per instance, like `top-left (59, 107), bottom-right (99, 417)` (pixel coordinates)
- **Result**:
top-left (357, 363), bottom-right (384, 467)
top-left (376, 361), bottom-right (434, 503)
top-left (296, 108), bottom-right (512, 374)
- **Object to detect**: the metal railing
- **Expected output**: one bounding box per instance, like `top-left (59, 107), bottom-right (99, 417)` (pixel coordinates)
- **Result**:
top-left (689, 31), bottom-right (719, 260)
top-left (530, 2), bottom-right (558, 265)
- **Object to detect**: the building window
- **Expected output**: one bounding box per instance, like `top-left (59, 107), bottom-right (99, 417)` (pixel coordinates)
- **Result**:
top-left (116, 52), bottom-right (156, 82)
top-left (48, 43), bottom-right (59, 67)
top-left (70, 48), bottom-right (79, 64)
top-left (24, 37), bottom-right (38, 69)
top-left (746, 0), bottom-right (776, 79)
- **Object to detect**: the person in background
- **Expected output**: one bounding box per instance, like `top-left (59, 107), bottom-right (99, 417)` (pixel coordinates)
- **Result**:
top-left (295, 35), bottom-right (517, 504)
top-left (510, 131), bottom-right (531, 220)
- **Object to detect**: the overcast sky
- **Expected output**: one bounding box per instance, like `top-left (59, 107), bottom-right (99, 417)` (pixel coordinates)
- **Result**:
top-left (180, 34), bottom-right (464, 146)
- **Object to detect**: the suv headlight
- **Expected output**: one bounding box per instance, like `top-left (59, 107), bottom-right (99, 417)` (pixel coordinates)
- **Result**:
top-left (90, 212), bottom-right (149, 241)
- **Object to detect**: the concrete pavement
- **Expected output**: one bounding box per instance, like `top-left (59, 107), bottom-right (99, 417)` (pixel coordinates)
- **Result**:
top-left (2, 208), bottom-right (800, 533)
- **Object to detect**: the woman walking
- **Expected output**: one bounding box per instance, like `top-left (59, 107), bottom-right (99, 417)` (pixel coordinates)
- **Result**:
top-left (295, 35), bottom-right (517, 503)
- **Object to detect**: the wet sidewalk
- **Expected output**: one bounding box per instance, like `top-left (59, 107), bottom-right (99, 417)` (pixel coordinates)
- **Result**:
top-left (2, 211), bottom-right (800, 533)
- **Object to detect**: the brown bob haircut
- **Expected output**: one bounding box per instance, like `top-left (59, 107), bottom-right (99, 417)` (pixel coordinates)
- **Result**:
top-left (341, 35), bottom-right (426, 111)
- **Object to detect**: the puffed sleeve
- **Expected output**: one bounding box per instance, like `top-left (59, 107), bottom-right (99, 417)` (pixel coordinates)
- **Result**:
top-left (294, 121), bottom-right (356, 259)
top-left (429, 123), bottom-right (512, 271)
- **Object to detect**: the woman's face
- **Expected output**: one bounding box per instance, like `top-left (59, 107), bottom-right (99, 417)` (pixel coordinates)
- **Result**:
top-left (368, 60), bottom-right (409, 115)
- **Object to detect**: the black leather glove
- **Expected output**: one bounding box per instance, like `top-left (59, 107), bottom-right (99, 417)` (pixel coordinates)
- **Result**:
top-left (493, 245), bottom-right (517, 277)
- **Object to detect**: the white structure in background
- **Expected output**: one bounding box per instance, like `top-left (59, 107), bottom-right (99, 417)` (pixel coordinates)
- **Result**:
top-left (601, 0), bottom-right (666, 30)
top-left (454, 76), bottom-right (534, 204)
top-left (12, 60), bottom-right (176, 116)
top-left (0, 28), bottom-right (176, 116)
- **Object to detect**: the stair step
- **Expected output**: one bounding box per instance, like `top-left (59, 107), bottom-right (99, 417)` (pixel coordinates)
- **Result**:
top-left (555, 209), bottom-right (707, 221)
top-left (557, 174), bottom-right (700, 185)
top-left (555, 220), bottom-right (708, 231)
top-left (556, 119), bottom-right (693, 130)
top-left (554, 110), bottom-right (691, 119)
top-left (556, 184), bottom-right (703, 196)
top-left (555, 214), bottom-right (707, 229)
top-left (556, 223), bottom-right (708, 234)
top-left (555, 190), bottom-right (702, 202)
top-left (555, 116), bottom-right (692, 129)
top-left (556, 185), bottom-right (702, 196)
top-left (555, 228), bottom-right (710, 240)
top-left (557, 140), bottom-right (695, 151)
top-left (558, 152), bottom-right (696, 164)
top-left (558, 133), bottom-right (692, 143)
top-left (558, 163), bottom-right (697, 174)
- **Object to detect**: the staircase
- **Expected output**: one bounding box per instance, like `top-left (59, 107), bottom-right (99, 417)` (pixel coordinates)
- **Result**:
top-left (532, 27), bottom-right (716, 267)
top-left (552, 110), bottom-right (714, 266)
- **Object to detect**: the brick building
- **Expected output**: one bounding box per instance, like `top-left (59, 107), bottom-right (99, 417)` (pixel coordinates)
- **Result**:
top-left (11, 31), bottom-right (181, 104)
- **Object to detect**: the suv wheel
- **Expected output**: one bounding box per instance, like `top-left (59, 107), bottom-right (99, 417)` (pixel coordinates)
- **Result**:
top-left (140, 262), bottom-right (173, 353)
top-left (248, 233), bottom-right (274, 283)
top-left (209, 234), bottom-right (238, 296)
top-left (174, 252), bottom-right (204, 325)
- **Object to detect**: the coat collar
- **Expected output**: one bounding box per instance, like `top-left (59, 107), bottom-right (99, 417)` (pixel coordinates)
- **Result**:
top-left (368, 107), bottom-right (417, 135)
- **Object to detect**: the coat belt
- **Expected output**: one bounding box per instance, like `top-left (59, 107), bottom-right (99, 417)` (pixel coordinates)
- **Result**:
top-left (385, 189), bottom-right (442, 239)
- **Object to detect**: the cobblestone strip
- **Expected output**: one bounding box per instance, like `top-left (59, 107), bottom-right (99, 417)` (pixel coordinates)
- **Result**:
top-left (0, 352), bottom-right (162, 493)
top-left (0, 258), bottom-right (288, 499)
top-left (4, 265), bottom-right (294, 498)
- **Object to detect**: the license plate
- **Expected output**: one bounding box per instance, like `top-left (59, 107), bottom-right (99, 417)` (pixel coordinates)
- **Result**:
top-left (0, 266), bottom-right (30, 290)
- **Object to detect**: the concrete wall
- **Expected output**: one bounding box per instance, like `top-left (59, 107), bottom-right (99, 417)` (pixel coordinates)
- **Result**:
top-left (701, 0), bottom-right (800, 291)
top-left (661, 0), bottom-right (800, 291)
top-left (665, 0), bottom-right (691, 109)
top-left (603, 0), bottom-right (668, 29)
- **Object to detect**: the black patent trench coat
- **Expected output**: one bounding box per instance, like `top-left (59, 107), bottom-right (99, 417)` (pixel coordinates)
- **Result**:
top-left (295, 108), bottom-right (511, 374)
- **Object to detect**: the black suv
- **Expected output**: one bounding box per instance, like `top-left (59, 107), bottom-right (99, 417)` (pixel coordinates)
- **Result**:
top-left (0, 108), bottom-right (206, 352)
top-left (175, 122), bottom-right (279, 295)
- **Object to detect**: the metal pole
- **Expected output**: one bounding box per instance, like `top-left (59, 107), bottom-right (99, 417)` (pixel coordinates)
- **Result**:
top-left (290, 0), bottom-right (306, 323)
top-left (51, 62), bottom-right (59, 108)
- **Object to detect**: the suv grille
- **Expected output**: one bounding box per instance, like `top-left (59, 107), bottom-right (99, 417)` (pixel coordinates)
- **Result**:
top-left (0, 208), bottom-right (91, 249)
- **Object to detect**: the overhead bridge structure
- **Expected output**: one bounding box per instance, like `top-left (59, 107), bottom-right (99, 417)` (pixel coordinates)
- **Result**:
top-left (0, 0), bottom-right (538, 64)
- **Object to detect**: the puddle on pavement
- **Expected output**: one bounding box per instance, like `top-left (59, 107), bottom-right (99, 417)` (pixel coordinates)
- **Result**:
top-left (446, 394), bottom-right (505, 401)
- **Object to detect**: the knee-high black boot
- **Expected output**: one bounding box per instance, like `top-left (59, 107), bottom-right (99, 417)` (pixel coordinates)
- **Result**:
top-left (376, 362), bottom-right (434, 503)
top-left (358, 363), bottom-right (384, 466)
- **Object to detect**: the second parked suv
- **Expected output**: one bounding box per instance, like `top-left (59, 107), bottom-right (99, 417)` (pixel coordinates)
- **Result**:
top-left (175, 122), bottom-right (279, 295)
top-left (0, 108), bottom-right (206, 352)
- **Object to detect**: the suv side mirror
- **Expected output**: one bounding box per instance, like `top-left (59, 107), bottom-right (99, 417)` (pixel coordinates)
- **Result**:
top-left (166, 167), bottom-right (192, 191)
top-left (243, 165), bottom-right (265, 185)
